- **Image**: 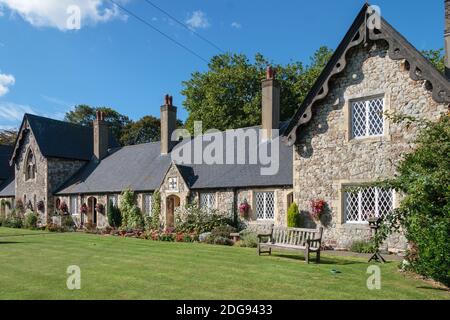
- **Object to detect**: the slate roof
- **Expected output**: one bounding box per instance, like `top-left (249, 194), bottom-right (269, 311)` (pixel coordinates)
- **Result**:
top-left (0, 145), bottom-right (13, 180)
top-left (56, 125), bottom-right (293, 195)
top-left (0, 178), bottom-right (14, 197)
top-left (11, 114), bottom-right (119, 162)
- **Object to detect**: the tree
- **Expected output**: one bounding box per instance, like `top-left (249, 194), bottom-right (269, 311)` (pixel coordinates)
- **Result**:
top-left (120, 116), bottom-right (184, 146)
top-left (181, 48), bottom-right (333, 133)
top-left (374, 114), bottom-right (449, 286)
top-left (422, 49), bottom-right (445, 73)
top-left (64, 105), bottom-right (131, 144)
top-left (0, 129), bottom-right (18, 145)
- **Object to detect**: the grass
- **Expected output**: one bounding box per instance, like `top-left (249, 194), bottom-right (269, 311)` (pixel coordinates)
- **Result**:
top-left (0, 227), bottom-right (448, 300)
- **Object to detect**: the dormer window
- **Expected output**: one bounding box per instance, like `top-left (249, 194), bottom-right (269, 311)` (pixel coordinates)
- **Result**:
top-left (168, 177), bottom-right (178, 191)
top-left (25, 150), bottom-right (36, 181)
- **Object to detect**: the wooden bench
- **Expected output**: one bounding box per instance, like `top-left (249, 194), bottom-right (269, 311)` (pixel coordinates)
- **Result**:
top-left (257, 226), bottom-right (324, 264)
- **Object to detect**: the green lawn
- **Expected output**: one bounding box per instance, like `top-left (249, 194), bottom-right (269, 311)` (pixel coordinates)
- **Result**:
top-left (0, 227), bottom-right (448, 300)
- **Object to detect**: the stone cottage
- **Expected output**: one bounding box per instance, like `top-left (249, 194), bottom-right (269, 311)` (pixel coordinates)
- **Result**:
top-left (0, 70), bottom-right (293, 230)
top-left (1, 3), bottom-right (449, 253)
top-left (282, 3), bottom-right (450, 252)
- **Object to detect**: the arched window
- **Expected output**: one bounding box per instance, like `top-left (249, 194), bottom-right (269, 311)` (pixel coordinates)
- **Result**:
top-left (25, 150), bottom-right (36, 181)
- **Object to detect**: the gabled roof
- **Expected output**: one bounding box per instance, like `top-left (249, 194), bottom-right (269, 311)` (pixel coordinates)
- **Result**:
top-left (0, 145), bottom-right (13, 180)
top-left (283, 3), bottom-right (450, 145)
top-left (10, 114), bottom-right (120, 163)
top-left (56, 125), bottom-right (293, 195)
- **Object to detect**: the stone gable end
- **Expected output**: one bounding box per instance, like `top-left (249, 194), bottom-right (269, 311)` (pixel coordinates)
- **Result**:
top-left (293, 40), bottom-right (448, 252)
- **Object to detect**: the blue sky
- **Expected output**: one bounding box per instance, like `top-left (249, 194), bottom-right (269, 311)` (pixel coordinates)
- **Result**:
top-left (0, 0), bottom-right (445, 129)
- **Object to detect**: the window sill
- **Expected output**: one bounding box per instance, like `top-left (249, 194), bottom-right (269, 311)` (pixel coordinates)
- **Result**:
top-left (348, 136), bottom-right (386, 144)
top-left (341, 223), bottom-right (371, 230)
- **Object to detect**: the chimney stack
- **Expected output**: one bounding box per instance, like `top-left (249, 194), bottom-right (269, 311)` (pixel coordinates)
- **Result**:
top-left (160, 94), bottom-right (177, 154)
top-left (261, 66), bottom-right (280, 140)
top-left (446, 0), bottom-right (450, 79)
top-left (93, 111), bottom-right (109, 161)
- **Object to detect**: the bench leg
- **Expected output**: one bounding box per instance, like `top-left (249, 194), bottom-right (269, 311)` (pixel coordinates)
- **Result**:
top-left (305, 248), bottom-right (309, 264)
top-left (316, 250), bottom-right (320, 263)
top-left (269, 248), bottom-right (272, 256)
top-left (257, 243), bottom-right (261, 256)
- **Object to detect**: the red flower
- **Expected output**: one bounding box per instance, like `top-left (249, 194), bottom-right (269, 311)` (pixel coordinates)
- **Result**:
top-left (59, 201), bottom-right (68, 213)
top-left (310, 199), bottom-right (326, 221)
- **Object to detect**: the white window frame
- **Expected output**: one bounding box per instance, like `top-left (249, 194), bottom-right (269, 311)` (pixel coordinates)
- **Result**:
top-left (143, 194), bottom-right (152, 216)
top-left (168, 177), bottom-right (178, 192)
top-left (351, 97), bottom-right (385, 139)
top-left (108, 194), bottom-right (118, 207)
top-left (255, 191), bottom-right (275, 221)
top-left (70, 196), bottom-right (78, 216)
top-left (344, 186), bottom-right (395, 224)
top-left (200, 192), bottom-right (216, 210)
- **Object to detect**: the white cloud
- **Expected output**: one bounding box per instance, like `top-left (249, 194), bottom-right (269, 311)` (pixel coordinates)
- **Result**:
top-left (185, 10), bottom-right (210, 30)
top-left (0, 0), bottom-right (128, 30)
top-left (0, 101), bottom-right (35, 122)
top-left (0, 73), bottom-right (15, 96)
top-left (231, 22), bottom-right (241, 29)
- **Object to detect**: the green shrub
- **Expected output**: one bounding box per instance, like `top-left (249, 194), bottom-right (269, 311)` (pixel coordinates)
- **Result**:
top-left (210, 225), bottom-right (236, 238)
top-left (175, 204), bottom-right (233, 234)
top-left (120, 189), bottom-right (144, 230)
top-left (238, 231), bottom-right (259, 248)
top-left (149, 191), bottom-right (161, 230)
top-left (287, 202), bottom-right (300, 228)
top-left (46, 223), bottom-right (64, 232)
top-left (3, 210), bottom-right (23, 228)
top-left (61, 215), bottom-right (75, 231)
top-left (375, 114), bottom-right (450, 286)
top-left (211, 236), bottom-right (234, 246)
top-left (350, 240), bottom-right (375, 254)
top-left (24, 211), bottom-right (39, 229)
top-left (107, 200), bottom-right (122, 228)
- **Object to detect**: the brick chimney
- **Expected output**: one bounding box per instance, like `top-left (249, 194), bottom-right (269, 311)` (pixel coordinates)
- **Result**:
top-left (93, 111), bottom-right (109, 161)
top-left (160, 94), bottom-right (177, 154)
top-left (261, 66), bottom-right (280, 140)
top-left (446, 0), bottom-right (450, 79)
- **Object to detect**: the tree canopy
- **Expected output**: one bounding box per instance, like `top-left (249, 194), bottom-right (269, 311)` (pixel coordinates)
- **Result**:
top-left (422, 48), bottom-right (445, 73)
top-left (0, 129), bottom-right (17, 146)
top-left (181, 47), bottom-right (333, 133)
top-left (64, 105), bottom-right (132, 144)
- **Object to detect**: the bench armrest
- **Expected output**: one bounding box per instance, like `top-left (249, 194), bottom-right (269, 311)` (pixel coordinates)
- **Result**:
top-left (306, 238), bottom-right (322, 247)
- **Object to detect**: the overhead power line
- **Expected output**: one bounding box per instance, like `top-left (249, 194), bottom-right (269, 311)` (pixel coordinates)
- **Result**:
top-left (142, 0), bottom-right (225, 53)
top-left (108, 0), bottom-right (209, 63)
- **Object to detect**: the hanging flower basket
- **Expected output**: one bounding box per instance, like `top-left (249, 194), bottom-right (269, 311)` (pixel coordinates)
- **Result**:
top-left (310, 199), bottom-right (326, 221)
top-left (59, 201), bottom-right (68, 213)
top-left (81, 203), bottom-right (88, 215)
top-left (37, 200), bottom-right (45, 212)
top-left (239, 200), bottom-right (250, 218)
top-left (95, 203), bottom-right (104, 214)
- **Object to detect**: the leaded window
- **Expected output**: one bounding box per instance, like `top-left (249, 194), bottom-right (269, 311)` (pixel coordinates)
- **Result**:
top-left (200, 192), bottom-right (216, 210)
top-left (351, 97), bottom-right (384, 138)
top-left (70, 196), bottom-right (78, 215)
top-left (168, 177), bottom-right (178, 191)
top-left (344, 186), bottom-right (394, 223)
top-left (143, 194), bottom-right (152, 216)
top-left (255, 192), bottom-right (275, 220)
top-left (25, 150), bottom-right (36, 180)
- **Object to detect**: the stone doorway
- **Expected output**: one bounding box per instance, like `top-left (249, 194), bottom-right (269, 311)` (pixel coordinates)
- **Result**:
top-left (166, 195), bottom-right (180, 228)
top-left (87, 197), bottom-right (97, 225)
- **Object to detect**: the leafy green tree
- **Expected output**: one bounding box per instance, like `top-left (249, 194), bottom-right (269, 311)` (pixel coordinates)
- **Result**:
top-left (374, 114), bottom-right (449, 286)
top-left (120, 116), bottom-right (184, 146)
top-left (422, 49), bottom-right (445, 73)
top-left (181, 48), bottom-right (333, 133)
top-left (0, 129), bottom-right (18, 145)
top-left (65, 105), bottom-right (131, 144)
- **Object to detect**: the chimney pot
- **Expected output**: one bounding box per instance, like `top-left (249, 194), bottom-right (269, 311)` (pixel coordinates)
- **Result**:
top-left (266, 66), bottom-right (276, 80)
